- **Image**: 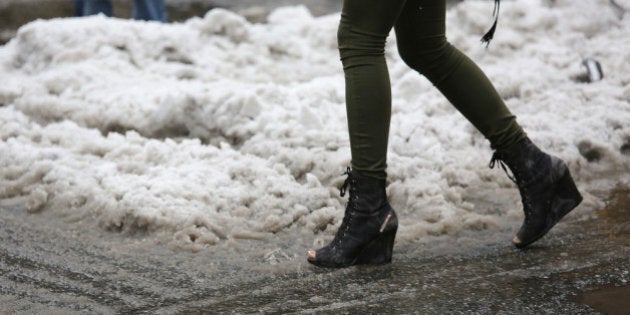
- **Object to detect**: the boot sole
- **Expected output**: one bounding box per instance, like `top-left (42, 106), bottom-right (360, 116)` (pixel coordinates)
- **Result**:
top-left (514, 165), bottom-right (583, 249)
top-left (307, 227), bottom-right (397, 268)
top-left (354, 227), bottom-right (397, 265)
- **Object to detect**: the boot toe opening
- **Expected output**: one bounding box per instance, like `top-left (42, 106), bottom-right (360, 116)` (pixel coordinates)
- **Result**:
top-left (513, 235), bottom-right (522, 245)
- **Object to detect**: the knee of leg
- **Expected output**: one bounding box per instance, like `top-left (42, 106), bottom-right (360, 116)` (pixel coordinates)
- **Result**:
top-left (337, 23), bottom-right (387, 60)
top-left (398, 39), bottom-right (458, 76)
top-left (337, 22), bottom-right (351, 52)
top-left (397, 45), bottom-right (426, 73)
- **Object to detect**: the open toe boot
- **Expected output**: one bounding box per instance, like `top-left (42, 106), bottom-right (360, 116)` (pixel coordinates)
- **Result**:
top-left (490, 138), bottom-right (583, 248)
top-left (307, 168), bottom-right (398, 268)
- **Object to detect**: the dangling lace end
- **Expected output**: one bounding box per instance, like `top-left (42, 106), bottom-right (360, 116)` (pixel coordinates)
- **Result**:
top-left (480, 0), bottom-right (501, 48)
top-left (489, 152), bottom-right (500, 169)
top-left (480, 20), bottom-right (498, 47)
top-left (489, 152), bottom-right (517, 184)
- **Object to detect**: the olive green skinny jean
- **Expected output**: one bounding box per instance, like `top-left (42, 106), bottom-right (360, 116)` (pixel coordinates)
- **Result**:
top-left (339, 0), bottom-right (526, 179)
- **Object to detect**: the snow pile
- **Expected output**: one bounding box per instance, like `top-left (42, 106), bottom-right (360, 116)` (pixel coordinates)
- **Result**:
top-left (1, 0), bottom-right (629, 250)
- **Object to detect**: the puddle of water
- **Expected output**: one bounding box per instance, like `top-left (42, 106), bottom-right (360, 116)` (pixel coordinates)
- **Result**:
top-left (597, 186), bottom-right (630, 239)
top-left (579, 186), bottom-right (630, 315)
top-left (581, 285), bottom-right (630, 315)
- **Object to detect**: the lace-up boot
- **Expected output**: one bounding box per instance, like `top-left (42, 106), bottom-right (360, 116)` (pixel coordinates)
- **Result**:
top-left (490, 138), bottom-right (583, 248)
top-left (307, 168), bottom-right (398, 268)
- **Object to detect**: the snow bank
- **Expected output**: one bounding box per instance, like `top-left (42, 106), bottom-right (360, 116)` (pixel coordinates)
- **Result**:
top-left (1, 0), bottom-right (629, 250)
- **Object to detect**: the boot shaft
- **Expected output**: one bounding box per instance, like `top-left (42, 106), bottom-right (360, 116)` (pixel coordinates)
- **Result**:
top-left (341, 168), bottom-right (389, 214)
top-left (490, 138), bottom-right (551, 185)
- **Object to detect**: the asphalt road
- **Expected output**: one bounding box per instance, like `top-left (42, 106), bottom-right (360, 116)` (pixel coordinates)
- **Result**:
top-left (1, 181), bottom-right (628, 314)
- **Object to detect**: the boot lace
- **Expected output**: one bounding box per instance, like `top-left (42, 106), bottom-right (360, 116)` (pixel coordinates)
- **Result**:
top-left (340, 167), bottom-right (352, 197)
top-left (489, 152), bottom-right (517, 183)
top-left (332, 167), bottom-right (358, 248)
top-left (489, 153), bottom-right (532, 223)
top-left (481, 0), bottom-right (501, 47)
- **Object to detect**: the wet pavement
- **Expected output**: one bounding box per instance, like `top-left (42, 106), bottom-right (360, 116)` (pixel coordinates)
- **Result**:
top-left (0, 177), bottom-right (628, 314)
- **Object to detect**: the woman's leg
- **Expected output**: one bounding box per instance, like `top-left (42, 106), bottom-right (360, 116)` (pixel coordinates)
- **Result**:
top-left (133, 0), bottom-right (167, 22)
top-left (395, 0), bottom-right (525, 150)
top-left (306, 0), bottom-right (407, 268)
top-left (82, 0), bottom-right (113, 17)
top-left (394, 0), bottom-right (582, 248)
top-left (75, 0), bottom-right (84, 17)
top-left (339, 0), bottom-right (407, 179)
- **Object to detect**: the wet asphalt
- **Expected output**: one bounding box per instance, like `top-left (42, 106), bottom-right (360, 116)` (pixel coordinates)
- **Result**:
top-left (0, 178), bottom-right (628, 314)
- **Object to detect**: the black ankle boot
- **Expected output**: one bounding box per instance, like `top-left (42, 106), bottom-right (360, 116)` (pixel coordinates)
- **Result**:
top-left (490, 138), bottom-right (583, 248)
top-left (307, 168), bottom-right (398, 268)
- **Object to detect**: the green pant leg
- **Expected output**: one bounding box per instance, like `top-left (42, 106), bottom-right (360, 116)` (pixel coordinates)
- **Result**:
top-left (338, 0), bottom-right (407, 179)
top-left (434, 53), bottom-right (527, 149)
top-left (395, 0), bottom-right (526, 150)
top-left (340, 0), bottom-right (526, 181)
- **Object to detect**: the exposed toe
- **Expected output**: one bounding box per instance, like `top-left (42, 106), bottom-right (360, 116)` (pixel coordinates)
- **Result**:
top-left (307, 250), bottom-right (316, 260)
top-left (513, 235), bottom-right (522, 245)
